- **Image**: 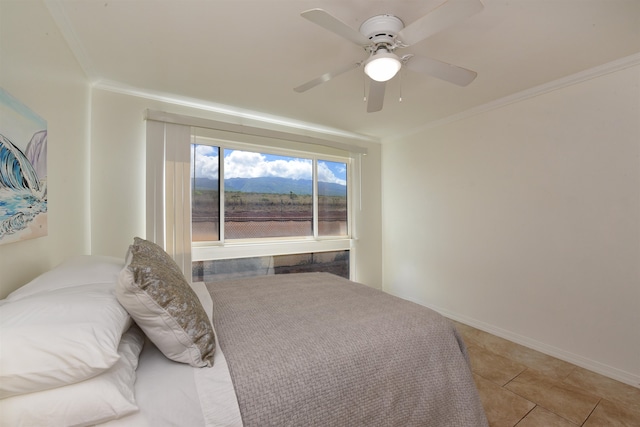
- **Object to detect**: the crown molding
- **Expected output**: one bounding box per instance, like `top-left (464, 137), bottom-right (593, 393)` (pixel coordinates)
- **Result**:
top-left (94, 80), bottom-right (379, 146)
top-left (385, 52), bottom-right (640, 143)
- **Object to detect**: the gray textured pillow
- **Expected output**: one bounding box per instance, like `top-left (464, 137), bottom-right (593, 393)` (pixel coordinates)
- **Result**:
top-left (116, 237), bottom-right (215, 367)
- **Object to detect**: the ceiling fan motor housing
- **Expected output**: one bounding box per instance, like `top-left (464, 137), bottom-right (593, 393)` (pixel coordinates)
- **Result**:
top-left (359, 15), bottom-right (404, 46)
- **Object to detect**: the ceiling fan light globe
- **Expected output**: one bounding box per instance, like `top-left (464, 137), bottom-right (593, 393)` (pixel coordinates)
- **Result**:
top-left (364, 54), bottom-right (402, 82)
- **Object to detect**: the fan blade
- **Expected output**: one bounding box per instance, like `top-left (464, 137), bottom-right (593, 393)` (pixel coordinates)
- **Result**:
top-left (294, 62), bottom-right (362, 93)
top-left (301, 9), bottom-right (370, 46)
top-left (405, 55), bottom-right (477, 86)
top-left (367, 79), bottom-right (386, 113)
top-left (398, 0), bottom-right (484, 46)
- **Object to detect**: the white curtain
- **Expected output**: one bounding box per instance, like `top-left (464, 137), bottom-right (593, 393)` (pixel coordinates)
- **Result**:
top-left (145, 120), bottom-right (192, 277)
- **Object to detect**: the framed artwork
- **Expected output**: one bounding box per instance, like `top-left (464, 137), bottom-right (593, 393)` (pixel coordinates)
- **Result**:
top-left (0, 88), bottom-right (48, 245)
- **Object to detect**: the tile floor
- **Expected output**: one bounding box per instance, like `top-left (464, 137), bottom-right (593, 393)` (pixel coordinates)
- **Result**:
top-left (453, 321), bottom-right (640, 427)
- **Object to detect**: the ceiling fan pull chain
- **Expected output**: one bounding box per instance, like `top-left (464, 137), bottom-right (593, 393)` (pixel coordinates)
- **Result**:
top-left (399, 69), bottom-right (403, 102)
top-left (363, 73), bottom-right (367, 102)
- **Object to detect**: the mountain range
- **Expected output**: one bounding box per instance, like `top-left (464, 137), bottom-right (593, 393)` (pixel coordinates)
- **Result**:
top-left (192, 177), bottom-right (346, 197)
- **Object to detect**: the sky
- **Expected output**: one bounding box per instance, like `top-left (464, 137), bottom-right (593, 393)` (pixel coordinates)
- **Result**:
top-left (192, 145), bottom-right (347, 186)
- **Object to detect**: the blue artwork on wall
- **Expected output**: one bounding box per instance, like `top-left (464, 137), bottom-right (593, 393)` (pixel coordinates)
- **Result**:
top-left (0, 88), bottom-right (48, 245)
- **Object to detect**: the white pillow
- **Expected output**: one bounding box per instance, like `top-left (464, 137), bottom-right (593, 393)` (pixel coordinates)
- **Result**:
top-left (0, 283), bottom-right (132, 398)
top-left (117, 237), bottom-right (216, 367)
top-left (7, 255), bottom-right (124, 301)
top-left (0, 326), bottom-right (144, 427)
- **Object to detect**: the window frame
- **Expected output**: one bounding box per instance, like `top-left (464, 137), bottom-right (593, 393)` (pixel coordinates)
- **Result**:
top-left (191, 137), bottom-right (355, 266)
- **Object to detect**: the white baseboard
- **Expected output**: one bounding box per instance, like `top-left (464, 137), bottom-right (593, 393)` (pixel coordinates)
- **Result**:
top-left (391, 292), bottom-right (640, 389)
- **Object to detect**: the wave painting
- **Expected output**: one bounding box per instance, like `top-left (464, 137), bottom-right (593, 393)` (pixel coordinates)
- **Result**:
top-left (0, 88), bottom-right (47, 245)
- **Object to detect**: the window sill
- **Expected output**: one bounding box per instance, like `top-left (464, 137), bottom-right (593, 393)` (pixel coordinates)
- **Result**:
top-left (192, 238), bottom-right (353, 262)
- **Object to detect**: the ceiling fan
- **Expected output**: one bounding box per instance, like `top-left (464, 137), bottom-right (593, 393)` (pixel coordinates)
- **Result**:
top-left (294, 0), bottom-right (484, 113)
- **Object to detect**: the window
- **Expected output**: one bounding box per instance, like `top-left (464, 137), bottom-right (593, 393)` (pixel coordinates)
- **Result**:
top-left (192, 143), bottom-right (349, 242)
top-left (192, 145), bottom-right (220, 241)
top-left (318, 160), bottom-right (348, 237)
top-left (192, 250), bottom-right (350, 282)
top-left (223, 149), bottom-right (313, 239)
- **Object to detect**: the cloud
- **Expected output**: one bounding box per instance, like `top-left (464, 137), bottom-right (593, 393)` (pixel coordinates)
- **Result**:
top-left (192, 145), bottom-right (219, 179)
top-left (224, 151), bottom-right (312, 180)
top-left (318, 162), bottom-right (346, 186)
top-left (193, 146), bottom-right (346, 186)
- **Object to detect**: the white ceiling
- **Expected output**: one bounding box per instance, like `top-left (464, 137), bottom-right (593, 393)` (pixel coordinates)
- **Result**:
top-left (47, 0), bottom-right (640, 141)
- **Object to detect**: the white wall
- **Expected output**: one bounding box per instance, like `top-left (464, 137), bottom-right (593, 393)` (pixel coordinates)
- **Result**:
top-left (382, 64), bottom-right (640, 386)
top-left (0, 1), bottom-right (90, 298)
top-left (89, 88), bottom-right (383, 289)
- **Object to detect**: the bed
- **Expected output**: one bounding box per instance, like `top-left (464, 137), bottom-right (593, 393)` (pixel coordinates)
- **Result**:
top-left (0, 239), bottom-right (488, 427)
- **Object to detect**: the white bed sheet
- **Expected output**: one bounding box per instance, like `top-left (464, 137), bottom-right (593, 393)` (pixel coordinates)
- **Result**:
top-left (102, 282), bottom-right (242, 427)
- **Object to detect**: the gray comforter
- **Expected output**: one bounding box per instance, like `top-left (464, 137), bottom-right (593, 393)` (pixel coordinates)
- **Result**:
top-left (207, 273), bottom-right (488, 427)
